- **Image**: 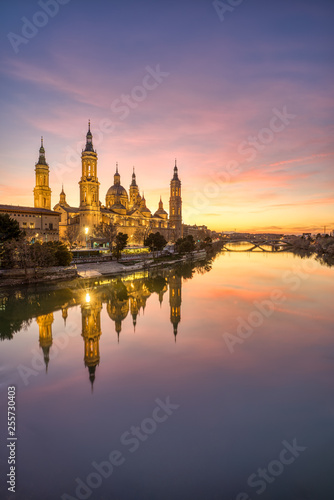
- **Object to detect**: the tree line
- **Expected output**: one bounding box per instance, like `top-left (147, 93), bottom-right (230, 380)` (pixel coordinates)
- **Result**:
top-left (0, 214), bottom-right (72, 269)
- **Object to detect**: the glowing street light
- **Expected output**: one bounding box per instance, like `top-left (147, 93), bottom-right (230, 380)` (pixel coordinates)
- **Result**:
top-left (85, 226), bottom-right (89, 247)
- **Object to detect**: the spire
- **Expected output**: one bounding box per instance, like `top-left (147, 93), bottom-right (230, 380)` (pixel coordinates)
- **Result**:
top-left (159, 196), bottom-right (163, 210)
top-left (40, 344), bottom-right (51, 373)
top-left (173, 324), bottom-right (178, 342)
top-left (140, 192), bottom-right (146, 208)
top-left (173, 159), bottom-right (179, 180)
top-left (131, 166), bottom-right (137, 186)
top-left (84, 120), bottom-right (94, 152)
top-left (59, 185), bottom-right (66, 204)
top-left (88, 365), bottom-right (96, 393)
top-left (37, 136), bottom-right (47, 165)
top-left (114, 162), bottom-right (120, 185)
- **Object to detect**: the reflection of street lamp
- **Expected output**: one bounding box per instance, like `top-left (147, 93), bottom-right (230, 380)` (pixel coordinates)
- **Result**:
top-left (85, 227), bottom-right (89, 248)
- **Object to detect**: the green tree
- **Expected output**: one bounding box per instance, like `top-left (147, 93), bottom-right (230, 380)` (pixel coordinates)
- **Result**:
top-left (30, 241), bottom-right (57, 267)
top-left (48, 241), bottom-right (73, 266)
top-left (1, 240), bottom-right (72, 269)
top-left (144, 232), bottom-right (167, 257)
top-left (0, 214), bottom-right (24, 243)
top-left (175, 235), bottom-right (196, 254)
top-left (200, 236), bottom-right (212, 250)
top-left (113, 232), bottom-right (128, 261)
top-left (1, 238), bottom-right (33, 273)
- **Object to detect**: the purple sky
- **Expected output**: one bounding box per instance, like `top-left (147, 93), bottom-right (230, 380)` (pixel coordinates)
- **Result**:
top-left (0, 0), bottom-right (333, 232)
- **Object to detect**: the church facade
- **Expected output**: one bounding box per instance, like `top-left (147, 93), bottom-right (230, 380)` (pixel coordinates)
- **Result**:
top-left (48, 122), bottom-right (183, 245)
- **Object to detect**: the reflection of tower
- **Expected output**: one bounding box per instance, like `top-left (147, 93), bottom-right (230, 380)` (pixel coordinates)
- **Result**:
top-left (81, 294), bottom-right (102, 390)
top-left (37, 313), bottom-right (54, 372)
top-left (130, 296), bottom-right (139, 331)
top-left (61, 306), bottom-right (68, 325)
top-left (34, 137), bottom-right (51, 209)
top-left (169, 160), bottom-right (182, 239)
top-left (158, 281), bottom-right (168, 307)
top-left (107, 298), bottom-right (129, 342)
top-left (169, 274), bottom-right (182, 342)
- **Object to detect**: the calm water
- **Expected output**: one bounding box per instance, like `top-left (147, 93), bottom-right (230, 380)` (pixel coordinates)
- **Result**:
top-left (0, 249), bottom-right (333, 500)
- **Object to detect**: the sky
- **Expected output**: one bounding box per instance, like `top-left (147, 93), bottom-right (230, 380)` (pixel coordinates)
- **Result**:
top-left (0, 0), bottom-right (333, 233)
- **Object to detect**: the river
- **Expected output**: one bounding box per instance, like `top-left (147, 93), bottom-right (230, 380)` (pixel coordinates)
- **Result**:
top-left (0, 247), bottom-right (333, 500)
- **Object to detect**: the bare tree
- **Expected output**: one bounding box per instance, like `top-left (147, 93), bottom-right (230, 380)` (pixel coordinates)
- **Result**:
top-left (94, 222), bottom-right (117, 256)
top-left (133, 227), bottom-right (145, 244)
top-left (62, 224), bottom-right (80, 247)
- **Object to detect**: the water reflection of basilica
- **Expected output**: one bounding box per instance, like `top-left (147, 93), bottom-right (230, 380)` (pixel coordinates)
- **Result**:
top-left (35, 272), bottom-right (182, 388)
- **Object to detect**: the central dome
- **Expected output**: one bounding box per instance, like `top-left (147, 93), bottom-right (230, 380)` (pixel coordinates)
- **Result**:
top-left (105, 163), bottom-right (129, 210)
top-left (106, 184), bottom-right (127, 197)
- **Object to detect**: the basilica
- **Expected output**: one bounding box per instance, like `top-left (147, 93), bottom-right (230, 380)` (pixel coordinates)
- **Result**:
top-left (34, 121), bottom-right (183, 245)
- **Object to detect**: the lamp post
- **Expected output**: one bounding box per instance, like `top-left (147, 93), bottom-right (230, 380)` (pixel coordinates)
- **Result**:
top-left (85, 227), bottom-right (89, 248)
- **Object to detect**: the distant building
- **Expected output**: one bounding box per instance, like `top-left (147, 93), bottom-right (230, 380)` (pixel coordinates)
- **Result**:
top-left (183, 224), bottom-right (208, 240)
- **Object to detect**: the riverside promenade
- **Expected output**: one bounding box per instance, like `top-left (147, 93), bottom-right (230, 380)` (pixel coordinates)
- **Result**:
top-left (75, 259), bottom-right (153, 278)
top-left (0, 250), bottom-right (208, 287)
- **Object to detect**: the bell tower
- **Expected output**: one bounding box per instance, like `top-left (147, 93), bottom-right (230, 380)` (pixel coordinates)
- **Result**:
top-left (34, 137), bottom-right (51, 209)
top-left (129, 167), bottom-right (140, 208)
top-left (79, 121), bottom-right (101, 238)
top-left (169, 159), bottom-right (182, 239)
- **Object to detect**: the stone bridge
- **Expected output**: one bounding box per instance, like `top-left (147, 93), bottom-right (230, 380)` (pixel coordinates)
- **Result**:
top-left (221, 238), bottom-right (292, 252)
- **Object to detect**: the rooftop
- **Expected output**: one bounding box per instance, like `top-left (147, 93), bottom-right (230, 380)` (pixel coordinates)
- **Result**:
top-left (0, 205), bottom-right (60, 216)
